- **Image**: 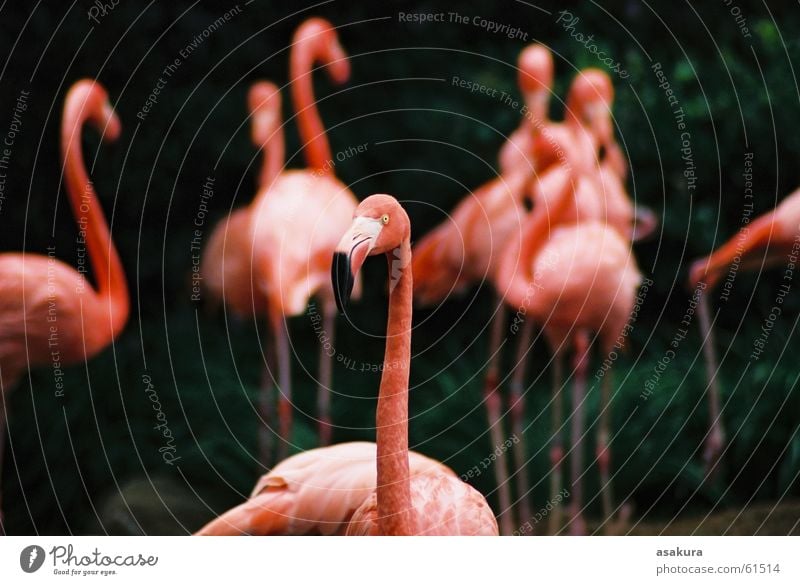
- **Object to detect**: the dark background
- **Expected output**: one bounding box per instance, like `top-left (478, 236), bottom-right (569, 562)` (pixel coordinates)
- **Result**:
top-left (1, 0), bottom-right (799, 534)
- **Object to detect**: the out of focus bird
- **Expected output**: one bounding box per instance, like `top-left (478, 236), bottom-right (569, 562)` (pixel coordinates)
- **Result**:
top-left (0, 80), bottom-right (130, 534)
top-left (196, 195), bottom-right (498, 536)
top-left (496, 153), bottom-right (641, 535)
top-left (201, 82), bottom-right (282, 463)
top-left (688, 187), bottom-right (800, 472)
top-left (248, 18), bottom-right (359, 462)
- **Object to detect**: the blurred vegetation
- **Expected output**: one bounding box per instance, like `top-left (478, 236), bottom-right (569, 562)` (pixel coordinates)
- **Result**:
top-left (0, 0), bottom-right (799, 534)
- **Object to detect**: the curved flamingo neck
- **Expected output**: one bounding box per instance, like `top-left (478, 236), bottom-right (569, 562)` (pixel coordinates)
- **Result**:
top-left (61, 87), bottom-right (129, 337)
top-left (255, 114), bottom-right (285, 191)
top-left (290, 36), bottom-right (333, 172)
top-left (376, 239), bottom-right (414, 535)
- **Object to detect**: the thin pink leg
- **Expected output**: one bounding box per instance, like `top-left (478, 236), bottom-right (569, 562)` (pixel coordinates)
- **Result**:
top-left (257, 334), bottom-right (276, 467)
top-left (483, 305), bottom-right (514, 536)
top-left (548, 350), bottom-right (565, 535)
top-left (697, 291), bottom-right (725, 475)
top-left (568, 331), bottom-right (591, 536)
top-left (317, 301), bottom-right (335, 446)
top-left (509, 317), bottom-right (534, 530)
top-left (274, 318), bottom-right (293, 462)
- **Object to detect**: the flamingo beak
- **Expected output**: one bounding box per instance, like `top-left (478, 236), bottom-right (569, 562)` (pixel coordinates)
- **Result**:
top-left (325, 40), bottom-right (350, 85)
top-left (331, 216), bottom-right (383, 314)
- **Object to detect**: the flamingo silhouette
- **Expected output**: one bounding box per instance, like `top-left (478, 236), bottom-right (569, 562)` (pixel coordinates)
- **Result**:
top-left (196, 195), bottom-right (498, 535)
top-left (201, 82), bottom-right (282, 463)
top-left (411, 45), bottom-right (553, 535)
top-left (688, 187), bottom-right (800, 472)
top-left (0, 80), bottom-right (129, 534)
top-left (247, 18), bottom-right (359, 462)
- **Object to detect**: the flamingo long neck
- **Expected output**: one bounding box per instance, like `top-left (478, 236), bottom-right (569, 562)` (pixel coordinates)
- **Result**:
top-left (61, 89), bottom-right (129, 337)
top-left (256, 114), bottom-right (285, 191)
top-left (376, 239), bottom-right (414, 535)
top-left (290, 38), bottom-right (333, 172)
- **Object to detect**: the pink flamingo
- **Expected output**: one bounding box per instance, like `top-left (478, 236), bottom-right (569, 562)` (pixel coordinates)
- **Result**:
top-left (196, 195), bottom-right (498, 535)
top-left (411, 45), bottom-right (554, 535)
top-left (0, 80), bottom-right (129, 534)
top-left (688, 188), bottom-right (800, 471)
top-left (201, 82), bottom-right (283, 463)
top-left (247, 18), bottom-right (359, 462)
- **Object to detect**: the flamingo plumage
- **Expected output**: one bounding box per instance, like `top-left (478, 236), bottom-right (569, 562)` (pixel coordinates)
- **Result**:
top-left (0, 79), bottom-right (130, 534)
top-left (196, 195), bottom-right (498, 536)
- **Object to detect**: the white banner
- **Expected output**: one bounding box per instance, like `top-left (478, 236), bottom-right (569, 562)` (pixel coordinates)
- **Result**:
top-left (0, 536), bottom-right (795, 584)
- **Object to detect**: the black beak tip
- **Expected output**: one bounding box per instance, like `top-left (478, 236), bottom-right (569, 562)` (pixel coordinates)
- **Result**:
top-left (332, 252), bottom-right (353, 315)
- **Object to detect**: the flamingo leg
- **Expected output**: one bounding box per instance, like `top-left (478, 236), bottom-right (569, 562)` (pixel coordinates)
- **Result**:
top-left (482, 305), bottom-right (513, 536)
top-left (274, 318), bottom-right (293, 462)
top-left (548, 350), bottom-right (565, 535)
top-left (257, 328), bottom-right (278, 467)
top-left (597, 362), bottom-right (615, 534)
top-left (697, 291), bottom-right (725, 475)
top-left (568, 330), bottom-right (591, 536)
top-left (317, 301), bottom-right (335, 446)
top-left (509, 317), bottom-right (534, 530)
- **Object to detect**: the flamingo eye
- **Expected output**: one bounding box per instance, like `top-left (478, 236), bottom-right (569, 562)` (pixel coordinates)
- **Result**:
top-left (381, 214), bottom-right (389, 224)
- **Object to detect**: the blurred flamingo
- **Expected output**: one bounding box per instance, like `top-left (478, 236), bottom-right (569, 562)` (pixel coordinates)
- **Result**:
top-left (688, 188), bottom-right (800, 472)
top-left (196, 195), bottom-right (498, 535)
top-left (0, 80), bottom-right (129, 534)
top-left (201, 81), bottom-right (282, 463)
top-left (496, 155), bottom-right (641, 535)
top-left (248, 18), bottom-right (359, 462)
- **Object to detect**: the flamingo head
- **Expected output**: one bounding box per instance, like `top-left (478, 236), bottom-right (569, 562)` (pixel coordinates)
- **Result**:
top-left (68, 79), bottom-right (121, 142)
top-left (567, 68), bottom-right (614, 146)
top-left (247, 81), bottom-right (282, 148)
top-left (517, 44), bottom-right (553, 124)
top-left (332, 194), bottom-right (410, 313)
top-left (294, 17), bottom-right (350, 85)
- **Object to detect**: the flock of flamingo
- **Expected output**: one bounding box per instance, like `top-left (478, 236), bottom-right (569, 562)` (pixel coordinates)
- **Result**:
top-left (0, 17), bottom-right (796, 536)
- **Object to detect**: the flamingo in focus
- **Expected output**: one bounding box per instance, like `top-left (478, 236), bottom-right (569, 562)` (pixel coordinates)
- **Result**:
top-left (411, 45), bottom-right (553, 536)
top-left (688, 188), bottom-right (800, 472)
top-left (202, 82), bottom-right (283, 463)
top-left (196, 195), bottom-right (498, 536)
top-left (247, 18), bottom-right (359, 462)
top-left (495, 152), bottom-right (641, 535)
top-left (0, 80), bottom-right (130, 534)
